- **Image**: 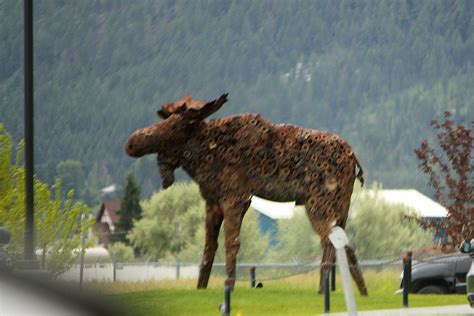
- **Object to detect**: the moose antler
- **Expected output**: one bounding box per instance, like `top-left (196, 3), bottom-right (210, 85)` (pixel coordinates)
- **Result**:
top-left (157, 93), bottom-right (228, 120)
top-left (184, 93), bottom-right (228, 121)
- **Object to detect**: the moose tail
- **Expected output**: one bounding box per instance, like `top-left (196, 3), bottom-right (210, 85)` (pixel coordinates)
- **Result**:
top-left (353, 154), bottom-right (364, 187)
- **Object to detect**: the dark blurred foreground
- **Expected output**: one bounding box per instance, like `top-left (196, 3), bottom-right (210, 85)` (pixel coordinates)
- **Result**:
top-left (0, 269), bottom-right (121, 316)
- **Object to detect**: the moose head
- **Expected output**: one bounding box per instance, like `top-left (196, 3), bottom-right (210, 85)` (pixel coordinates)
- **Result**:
top-left (125, 93), bottom-right (228, 158)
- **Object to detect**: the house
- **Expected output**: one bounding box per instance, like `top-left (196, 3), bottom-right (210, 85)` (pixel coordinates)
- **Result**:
top-left (92, 199), bottom-right (120, 247)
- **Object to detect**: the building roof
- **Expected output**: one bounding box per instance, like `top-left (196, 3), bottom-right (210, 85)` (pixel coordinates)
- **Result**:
top-left (250, 189), bottom-right (448, 220)
top-left (96, 199), bottom-right (121, 224)
top-left (366, 189), bottom-right (448, 218)
top-left (100, 184), bottom-right (117, 194)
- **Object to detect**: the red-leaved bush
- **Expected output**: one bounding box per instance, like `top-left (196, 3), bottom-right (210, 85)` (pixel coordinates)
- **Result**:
top-left (415, 111), bottom-right (473, 246)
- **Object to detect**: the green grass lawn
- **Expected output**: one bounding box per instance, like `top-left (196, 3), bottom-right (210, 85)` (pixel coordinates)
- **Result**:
top-left (89, 269), bottom-right (468, 316)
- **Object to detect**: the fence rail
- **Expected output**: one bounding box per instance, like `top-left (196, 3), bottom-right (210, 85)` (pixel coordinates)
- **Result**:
top-left (59, 259), bottom-right (404, 283)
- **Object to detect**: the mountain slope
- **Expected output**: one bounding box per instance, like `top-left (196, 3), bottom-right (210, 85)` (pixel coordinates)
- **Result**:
top-left (1, 0), bottom-right (472, 199)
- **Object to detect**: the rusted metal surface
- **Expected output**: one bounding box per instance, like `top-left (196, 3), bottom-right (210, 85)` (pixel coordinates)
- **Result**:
top-left (125, 93), bottom-right (367, 295)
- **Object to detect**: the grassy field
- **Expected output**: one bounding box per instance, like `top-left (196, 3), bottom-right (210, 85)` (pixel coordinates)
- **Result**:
top-left (88, 268), bottom-right (468, 316)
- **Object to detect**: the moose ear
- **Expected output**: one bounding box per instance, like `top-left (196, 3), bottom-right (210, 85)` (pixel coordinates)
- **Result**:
top-left (157, 109), bottom-right (169, 119)
top-left (183, 93), bottom-right (228, 121)
top-left (157, 101), bottom-right (187, 119)
top-left (175, 102), bottom-right (187, 114)
top-left (157, 102), bottom-right (173, 119)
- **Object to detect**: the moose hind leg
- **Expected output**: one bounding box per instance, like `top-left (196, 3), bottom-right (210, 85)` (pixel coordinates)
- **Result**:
top-left (337, 184), bottom-right (368, 296)
top-left (197, 202), bottom-right (223, 289)
top-left (318, 241), bottom-right (336, 294)
top-left (346, 245), bottom-right (368, 296)
top-left (304, 197), bottom-right (337, 295)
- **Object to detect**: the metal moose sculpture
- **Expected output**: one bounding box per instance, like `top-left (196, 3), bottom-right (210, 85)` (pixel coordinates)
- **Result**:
top-left (125, 93), bottom-right (367, 295)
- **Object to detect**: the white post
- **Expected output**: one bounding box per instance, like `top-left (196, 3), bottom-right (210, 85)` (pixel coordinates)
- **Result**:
top-left (328, 226), bottom-right (357, 316)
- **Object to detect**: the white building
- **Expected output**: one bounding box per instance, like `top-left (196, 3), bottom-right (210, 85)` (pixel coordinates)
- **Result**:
top-left (250, 189), bottom-right (448, 244)
top-left (363, 189), bottom-right (447, 218)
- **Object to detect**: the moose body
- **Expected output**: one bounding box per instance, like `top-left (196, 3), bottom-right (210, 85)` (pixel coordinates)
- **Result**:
top-left (125, 94), bottom-right (367, 294)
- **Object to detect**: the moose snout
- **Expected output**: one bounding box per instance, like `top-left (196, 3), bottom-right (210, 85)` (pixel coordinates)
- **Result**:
top-left (125, 136), bottom-right (144, 157)
top-left (125, 140), bottom-right (135, 157)
top-left (125, 126), bottom-right (162, 157)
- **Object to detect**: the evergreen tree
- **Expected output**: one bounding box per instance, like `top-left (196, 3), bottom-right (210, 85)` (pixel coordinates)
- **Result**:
top-left (113, 173), bottom-right (143, 244)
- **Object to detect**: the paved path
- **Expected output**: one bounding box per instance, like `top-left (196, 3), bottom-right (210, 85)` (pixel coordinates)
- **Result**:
top-left (324, 304), bottom-right (473, 315)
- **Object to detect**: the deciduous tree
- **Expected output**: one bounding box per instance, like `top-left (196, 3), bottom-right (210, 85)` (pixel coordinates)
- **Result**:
top-left (129, 182), bottom-right (270, 263)
top-left (0, 124), bottom-right (92, 277)
top-left (347, 187), bottom-right (432, 258)
top-left (415, 112), bottom-right (473, 245)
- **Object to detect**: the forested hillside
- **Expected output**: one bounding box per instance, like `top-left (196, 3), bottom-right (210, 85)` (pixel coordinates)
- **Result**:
top-left (1, 0), bottom-right (473, 203)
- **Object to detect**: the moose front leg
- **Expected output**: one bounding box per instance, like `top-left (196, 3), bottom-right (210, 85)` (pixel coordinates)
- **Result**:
top-left (197, 202), bottom-right (223, 289)
top-left (221, 196), bottom-right (251, 287)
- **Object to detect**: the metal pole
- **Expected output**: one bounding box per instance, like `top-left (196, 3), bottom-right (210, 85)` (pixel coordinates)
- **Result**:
top-left (112, 254), bottom-right (116, 282)
top-left (222, 278), bottom-right (233, 316)
top-left (176, 261), bottom-right (180, 280)
top-left (324, 268), bottom-right (330, 313)
top-left (24, 0), bottom-right (35, 262)
top-left (79, 214), bottom-right (87, 291)
top-left (402, 252), bottom-right (412, 308)
top-left (250, 266), bottom-right (256, 288)
top-left (331, 258), bottom-right (336, 291)
top-left (407, 251), bottom-right (412, 292)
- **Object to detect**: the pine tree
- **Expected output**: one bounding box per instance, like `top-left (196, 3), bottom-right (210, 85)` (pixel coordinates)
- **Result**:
top-left (113, 173), bottom-right (143, 244)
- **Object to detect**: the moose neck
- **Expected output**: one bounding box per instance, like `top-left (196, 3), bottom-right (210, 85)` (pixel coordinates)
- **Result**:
top-left (155, 120), bottom-right (207, 180)
top-left (176, 120), bottom-right (215, 178)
